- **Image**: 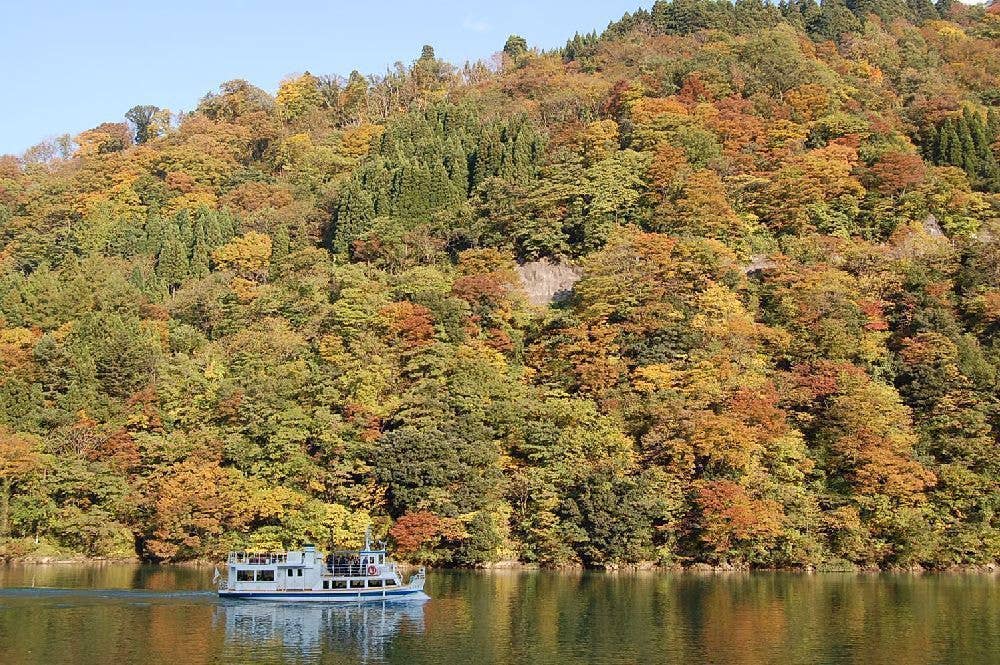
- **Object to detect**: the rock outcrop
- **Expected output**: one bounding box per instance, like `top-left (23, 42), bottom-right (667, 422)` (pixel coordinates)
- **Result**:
top-left (516, 259), bottom-right (583, 306)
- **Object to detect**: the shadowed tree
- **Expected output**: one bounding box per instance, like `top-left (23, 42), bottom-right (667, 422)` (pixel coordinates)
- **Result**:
top-left (125, 105), bottom-right (159, 144)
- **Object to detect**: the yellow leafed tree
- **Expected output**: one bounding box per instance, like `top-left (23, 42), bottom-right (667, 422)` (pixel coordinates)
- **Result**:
top-left (276, 72), bottom-right (324, 121)
top-left (212, 231), bottom-right (273, 283)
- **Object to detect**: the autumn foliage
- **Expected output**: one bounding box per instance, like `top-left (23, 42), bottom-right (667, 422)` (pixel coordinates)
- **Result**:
top-left (0, 1), bottom-right (998, 569)
top-left (388, 511), bottom-right (466, 562)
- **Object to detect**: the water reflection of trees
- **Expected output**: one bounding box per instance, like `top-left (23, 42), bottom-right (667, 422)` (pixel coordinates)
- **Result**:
top-left (0, 567), bottom-right (997, 664)
top-left (214, 600), bottom-right (426, 662)
top-left (0, 562), bottom-right (208, 591)
top-left (413, 570), bottom-right (999, 665)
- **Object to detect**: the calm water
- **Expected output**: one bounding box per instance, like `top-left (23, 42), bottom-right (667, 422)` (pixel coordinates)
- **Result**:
top-left (0, 565), bottom-right (997, 664)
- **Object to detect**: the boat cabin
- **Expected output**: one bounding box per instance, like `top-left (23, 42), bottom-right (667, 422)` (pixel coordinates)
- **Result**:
top-left (223, 542), bottom-right (405, 593)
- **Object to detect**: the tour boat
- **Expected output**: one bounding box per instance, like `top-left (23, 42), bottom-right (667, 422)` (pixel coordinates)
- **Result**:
top-left (216, 529), bottom-right (428, 602)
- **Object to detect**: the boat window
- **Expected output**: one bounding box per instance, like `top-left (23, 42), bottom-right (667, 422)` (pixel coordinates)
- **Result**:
top-left (296, 569), bottom-right (302, 577)
top-left (323, 581), bottom-right (329, 589)
top-left (385, 579), bottom-right (396, 586)
top-left (236, 570), bottom-right (254, 582)
top-left (287, 569), bottom-right (293, 577)
top-left (349, 580), bottom-right (365, 589)
top-left (256, 570), bottom-right (274, 582)
top-left (333, 580), bottom-right (347, 589)
top-left (369, 579), bottom-right (383, 588)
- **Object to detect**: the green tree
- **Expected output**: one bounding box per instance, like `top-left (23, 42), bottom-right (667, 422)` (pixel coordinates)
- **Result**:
top-left (0, 429), bottom-right (43, 538)
top-left (157, 223), bottom-right (190, 291)
top-left (503, 35), bottom-right (529, 64)
top-left (125, 105), bottom-right (159, 144)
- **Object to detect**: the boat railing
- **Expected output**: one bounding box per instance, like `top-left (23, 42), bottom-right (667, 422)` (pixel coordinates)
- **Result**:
top-left (227, 551), bottom-right (289, 565)
top-left (327, 562), bottom-right (375, 577)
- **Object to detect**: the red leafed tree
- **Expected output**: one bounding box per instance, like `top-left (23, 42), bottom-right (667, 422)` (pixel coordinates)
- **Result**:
top-left (379, 301), bottom-right (435, 349)
top-left (692, 480), bottom-right (786, 559)
top-left (451, 273), bottom-right (511, 313)
top-left (863, 152), bottom-right (926, 195)
top-left (389, 511), bottom-right (465, 560)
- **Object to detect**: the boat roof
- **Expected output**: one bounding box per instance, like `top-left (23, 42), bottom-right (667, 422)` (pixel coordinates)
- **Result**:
top-left (228, 528), bottom-right (388, 557)
top-left (227, 548), bottom-right (387, 555)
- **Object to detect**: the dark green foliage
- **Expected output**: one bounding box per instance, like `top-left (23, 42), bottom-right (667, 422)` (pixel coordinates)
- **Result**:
top-left (332, 103), bottom-right (544, 254)
top-left (67, 312), bottom-right (159, 399)
top-left (807, 0), bottom-right (864, 41)
top-left (156, 222), bottom-right (189, 290)
top-left (563, 31), bottom-right (599, 65)
top-left (561, 470), bottom-right (673, 566)
top-left (846, 0), bottom-right (910, 22)
top-left (503, 35), bottom-right (529, 61)
top-left (376, 347), bottom-right (509, 517)
top-left (125, 105), bottom-right (159, 144)
top-left (924, 110), bottom-right (1000, 191)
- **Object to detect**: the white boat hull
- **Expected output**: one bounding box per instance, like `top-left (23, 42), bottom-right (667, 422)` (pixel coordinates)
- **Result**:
top-left (218, 586), bottom-right (429, 603)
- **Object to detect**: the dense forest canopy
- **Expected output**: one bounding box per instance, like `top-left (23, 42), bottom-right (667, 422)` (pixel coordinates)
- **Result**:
top-left (1, 0), bottom-right (999, 569)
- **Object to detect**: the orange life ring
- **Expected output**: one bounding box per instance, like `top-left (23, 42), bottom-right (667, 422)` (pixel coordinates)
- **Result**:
top-left (367, 564), bottom-right (378, 576)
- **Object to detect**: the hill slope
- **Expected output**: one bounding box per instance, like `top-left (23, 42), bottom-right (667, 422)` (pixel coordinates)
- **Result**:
top-left (1, 0), bottom-right (999, 568)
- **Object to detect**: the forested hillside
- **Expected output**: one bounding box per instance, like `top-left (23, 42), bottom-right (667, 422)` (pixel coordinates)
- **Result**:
top-left (1, 0), bottom-right (999, 569)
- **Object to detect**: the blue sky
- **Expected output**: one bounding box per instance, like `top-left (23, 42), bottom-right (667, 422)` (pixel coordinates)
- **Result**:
top-left (0, 1), bottom-right (648, 155)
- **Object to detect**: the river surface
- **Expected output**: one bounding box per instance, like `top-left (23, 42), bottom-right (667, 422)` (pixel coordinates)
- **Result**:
top-left (0, 565), bottom-right (997, 664)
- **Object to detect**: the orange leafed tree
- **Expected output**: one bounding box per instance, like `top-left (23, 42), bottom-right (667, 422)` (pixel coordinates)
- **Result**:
top-left (144, 460), bottom-right (250, 561)
top-left (389, 511), bottom-right (465, 561)
top-left (863, 152), bottom-right (927, 195)
top-left (825, 379), bottom-right (935, 503)
top-left (653, 169), bottom-right (753, 252)
top-left (693, 480), bottom-right (786, 558)
top-left (379, 301), bottom-right (435, 349)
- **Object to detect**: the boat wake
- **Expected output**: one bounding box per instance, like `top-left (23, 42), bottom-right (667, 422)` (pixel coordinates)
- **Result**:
top-left (0, 587), bottom-right (217, 602)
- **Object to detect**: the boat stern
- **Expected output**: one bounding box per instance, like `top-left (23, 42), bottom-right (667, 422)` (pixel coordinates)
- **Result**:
top-left (408, 567), bottom-right (427, 592)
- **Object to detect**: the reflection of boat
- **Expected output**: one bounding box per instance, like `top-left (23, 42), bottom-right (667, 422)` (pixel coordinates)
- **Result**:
top-left (216, 528), bottom-right (428, 602)
top-left (215, 597), bottom-right (427, 661)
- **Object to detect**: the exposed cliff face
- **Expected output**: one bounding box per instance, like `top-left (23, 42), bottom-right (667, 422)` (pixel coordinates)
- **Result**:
top-left (516, 259), bottom-right (583, 306)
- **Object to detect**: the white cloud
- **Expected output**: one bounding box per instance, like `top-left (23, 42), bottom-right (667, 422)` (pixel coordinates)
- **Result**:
top-left (462, 16), bottom-right (491, 33)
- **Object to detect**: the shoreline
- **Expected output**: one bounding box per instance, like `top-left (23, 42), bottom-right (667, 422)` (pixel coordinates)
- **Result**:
top-left (2, 556), bottom-right (996, 574)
